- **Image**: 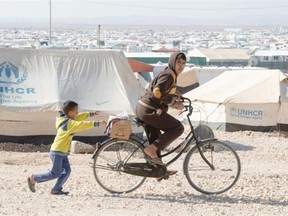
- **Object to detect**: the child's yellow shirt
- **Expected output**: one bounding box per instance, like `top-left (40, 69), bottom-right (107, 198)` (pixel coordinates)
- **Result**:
top-left (50, 112), bottom-right (98, 156)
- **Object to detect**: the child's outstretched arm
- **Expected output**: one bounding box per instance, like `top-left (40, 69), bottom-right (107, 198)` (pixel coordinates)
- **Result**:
top-left (68, 119), bottom-right (107, 134)
top-left (98, 120), bottom-right (107, 126)
top-left (90, 111), bottom-right (100, 116)
top-left (90, 112), bottom-right (106, 126)
top-left (76, 111), bottom-right (101, 121)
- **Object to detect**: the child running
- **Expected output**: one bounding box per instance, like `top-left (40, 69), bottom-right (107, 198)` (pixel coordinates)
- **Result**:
top-left (27, 100), bottom-right (106, 195)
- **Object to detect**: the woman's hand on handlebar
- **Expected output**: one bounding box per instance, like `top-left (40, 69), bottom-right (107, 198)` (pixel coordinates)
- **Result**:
top-left (174, 92), bottom-right (182, 100)
top-left (173, 101), bottom-right (185, 110)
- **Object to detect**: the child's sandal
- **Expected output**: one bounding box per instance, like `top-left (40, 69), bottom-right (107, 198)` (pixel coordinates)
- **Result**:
top-left (27, 177), bottom-right (36, 193)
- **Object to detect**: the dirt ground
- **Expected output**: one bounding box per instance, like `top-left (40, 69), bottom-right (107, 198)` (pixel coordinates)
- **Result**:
top-left (0, 131), bottom-right (288, 216)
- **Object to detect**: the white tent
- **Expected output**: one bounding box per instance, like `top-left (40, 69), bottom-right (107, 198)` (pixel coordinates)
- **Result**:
top-left (177, 67), bottom-right (199, 94)
top-left (0, 48), bottom-right (144, 141)
top-left (184, 69), bottom-right (288, 131)
top-left (135, 67), bottom-right (199, 93)
top-left (177, 68), bottom-right (199, 88)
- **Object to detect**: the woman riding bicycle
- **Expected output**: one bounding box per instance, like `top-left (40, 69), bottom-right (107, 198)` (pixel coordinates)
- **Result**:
top-left (135, 52), bottom-right (186, 165)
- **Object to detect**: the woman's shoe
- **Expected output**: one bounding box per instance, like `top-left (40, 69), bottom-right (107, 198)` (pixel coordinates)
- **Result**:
top-left (156, 170), bottom-right (177, 182)
top-left (143, 148), bottom-right (164, 165)
top-left (144, 154), bottom-right (164, 165)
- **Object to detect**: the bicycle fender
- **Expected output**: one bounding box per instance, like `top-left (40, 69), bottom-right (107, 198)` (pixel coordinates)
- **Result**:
top-left (91, 138), bottom-right (117, 159)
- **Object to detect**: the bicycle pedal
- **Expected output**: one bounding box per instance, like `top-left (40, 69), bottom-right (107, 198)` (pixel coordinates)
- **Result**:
top-left (157, 175), bottom-right (169, 182)
top-left (163, 175), bottom-right (169, 180)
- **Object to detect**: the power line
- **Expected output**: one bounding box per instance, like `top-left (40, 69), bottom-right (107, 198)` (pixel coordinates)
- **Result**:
top-left (78, 0), bottom-right (288, 11)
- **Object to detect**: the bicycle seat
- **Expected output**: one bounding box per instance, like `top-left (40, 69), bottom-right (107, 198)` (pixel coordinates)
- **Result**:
top-left (133, 117), bottom-right (145, 127)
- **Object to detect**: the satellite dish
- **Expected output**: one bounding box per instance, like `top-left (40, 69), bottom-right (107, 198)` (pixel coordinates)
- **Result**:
top-left (248, 56), bottom-right (259, 67)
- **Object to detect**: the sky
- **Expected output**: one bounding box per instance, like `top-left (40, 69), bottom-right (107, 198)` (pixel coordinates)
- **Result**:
top-left (0, 0), bottom-right (288, 26)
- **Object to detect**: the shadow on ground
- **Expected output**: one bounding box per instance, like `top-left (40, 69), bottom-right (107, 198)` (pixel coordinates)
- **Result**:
top-left (96, 193), bottom-right (287, 207)
top-left (220, 140), bottom-right (255, 151)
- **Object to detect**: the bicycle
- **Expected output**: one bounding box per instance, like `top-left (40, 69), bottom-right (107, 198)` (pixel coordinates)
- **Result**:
top-left (92, 97), bottom-right (241, 195)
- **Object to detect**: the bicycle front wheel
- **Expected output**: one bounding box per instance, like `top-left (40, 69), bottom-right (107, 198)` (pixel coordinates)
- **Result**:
top-left (93, 138), bottom-right (147, 194)
top-left (183, 140), bottom-right (241, 195)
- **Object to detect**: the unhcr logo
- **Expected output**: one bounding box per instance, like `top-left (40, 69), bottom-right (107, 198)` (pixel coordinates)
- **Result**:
top-left (0, 62), bottom-right (28, 84)
top-left (0, 61), bottom-right (35, 95)
top-left (230, 106), bottom-right (263, 120)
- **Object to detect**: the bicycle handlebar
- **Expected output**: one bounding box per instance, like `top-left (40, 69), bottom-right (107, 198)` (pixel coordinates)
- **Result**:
top-left (179, 96), bottom-right (193, 116)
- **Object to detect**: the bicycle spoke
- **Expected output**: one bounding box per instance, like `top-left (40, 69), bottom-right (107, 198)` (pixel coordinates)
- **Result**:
top-left (183, 140), bottom-right (241, 195)
top-left (93, 139), bottom-right (146, 194)
top-left (94, 164), bottom-right (117, 171)
top-left (96, 154), bottom-right (117, 165)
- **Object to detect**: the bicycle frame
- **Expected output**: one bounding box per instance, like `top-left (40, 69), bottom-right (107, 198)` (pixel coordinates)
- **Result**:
top-left (92, 97), bottom-right (241, 194)
top-left (92, 97), bottom-right (216, 170)
top-left (129, 97), bottom-right (216, 169)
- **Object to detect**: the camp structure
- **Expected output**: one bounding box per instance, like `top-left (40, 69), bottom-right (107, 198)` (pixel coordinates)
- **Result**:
top-left (135, 67), bottom-right (199, 94)
top-left (176, 67), bottom-right (199, 94)
top-left (188, 48), bottom-right (250, 67)
top-left (0, 48), bottom-right (144, 143)
top-left (184, 69), bottom-right (288, 132)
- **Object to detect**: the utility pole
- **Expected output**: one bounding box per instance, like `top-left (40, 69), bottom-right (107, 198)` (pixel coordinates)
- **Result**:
top-left (98, 25), bottom-right (101, 49)
top-left (49, 0), bottom-right (52, 45)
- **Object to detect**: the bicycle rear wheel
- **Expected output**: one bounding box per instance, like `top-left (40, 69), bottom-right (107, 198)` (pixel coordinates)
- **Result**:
top-left (183, 140), bottom-right (241, 195)
top-left (93, 138), bottom-right (147, 194)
